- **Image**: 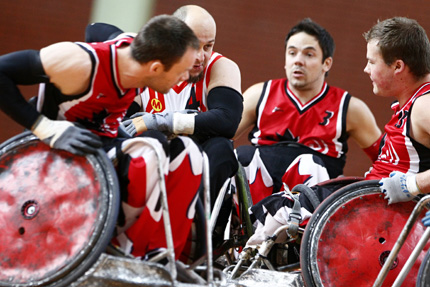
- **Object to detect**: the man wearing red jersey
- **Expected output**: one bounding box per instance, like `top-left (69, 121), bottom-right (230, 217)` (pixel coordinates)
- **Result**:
top-left (234, 18), bottom-right (381, 204)
top-left (86, 5), bottom-right (243, 248)
top-left (366, 17), bottom-right (430, 204)
top-left (128, 5), bottom-right (243, 208)
top-left (0, 15), bottom-right (204, 260)
top-left (247, 17), bottom-right (430, 245)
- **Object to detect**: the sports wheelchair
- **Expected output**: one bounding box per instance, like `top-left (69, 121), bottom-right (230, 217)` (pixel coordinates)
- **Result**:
top-left (221, 176), bottom-right (430, 287)
top-left (1, 131), bottom-right (430, 287)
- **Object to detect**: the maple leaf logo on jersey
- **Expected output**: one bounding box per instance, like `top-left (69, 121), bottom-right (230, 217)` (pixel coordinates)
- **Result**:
top-left (76, 109), bottom-right (110, 132)
top-left (273, 129), bottom-right (300, 142)
top-left (319, 110), bottom-right (334, 126)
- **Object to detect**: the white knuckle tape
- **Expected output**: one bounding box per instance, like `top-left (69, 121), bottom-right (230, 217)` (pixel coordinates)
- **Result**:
top-left (173, 113), bottom-right (195, 135)
top-left (406, 175), bottom-right (421, 196)
top-left (31, 116), bottom-right (72, 145)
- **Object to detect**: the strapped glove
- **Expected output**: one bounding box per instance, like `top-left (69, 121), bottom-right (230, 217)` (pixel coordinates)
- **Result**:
top-left (422, 210), bottom-right (430, 227)
top-left (379, 171), bottom-right (421, 204)
top-left (121, 110), bottom-right (198, 137)
top-left (31, 115), bottom-right (102, 156)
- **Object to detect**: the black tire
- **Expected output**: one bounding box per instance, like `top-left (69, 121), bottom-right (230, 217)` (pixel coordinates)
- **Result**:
top-left (0, 131), bottom-right (119, 287)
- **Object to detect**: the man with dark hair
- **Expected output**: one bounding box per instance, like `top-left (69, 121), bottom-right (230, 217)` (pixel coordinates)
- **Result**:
top-left (234, 18), bottom-right (381, 204)
top-left (85, 4), bottom-right (243, 250)
top-left (87, 5), bottom-right (243, 209)
top-left (246, 16), bottom-right (430, 248)
top-left (0, 14), bottom-right (204, 260)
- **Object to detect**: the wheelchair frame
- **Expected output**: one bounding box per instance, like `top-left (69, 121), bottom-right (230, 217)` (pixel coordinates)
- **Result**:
top-left (2, 132), bottom-right (430, 287)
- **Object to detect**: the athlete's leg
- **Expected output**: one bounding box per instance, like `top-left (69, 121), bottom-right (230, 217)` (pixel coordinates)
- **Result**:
top-left (111, 135), bottom-right (203, 259)
top-left (247, 183), bottom-right (339, 246)
top-left (201, 137), bottom-right (238, 246)
top-left (280, 153), bottom-right (330, 190)
top-left (109, 132), bottom-right (169, 258)
top-left (201, 137), bottom-right (238, 206)
top-left (236, 145), bottom-right (274, 204)
top-left (145, 136), bottom-right (203, 257)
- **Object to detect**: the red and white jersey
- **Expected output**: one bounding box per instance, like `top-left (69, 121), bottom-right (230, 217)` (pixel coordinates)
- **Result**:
top-left (366, 83), bottom-right (430, 179)
top-left (250, 78), bottom-right (350, 159)
top-left (139, 52), bottom-right (223, 113)
top-left (37, 36), bottom-right (143, 138)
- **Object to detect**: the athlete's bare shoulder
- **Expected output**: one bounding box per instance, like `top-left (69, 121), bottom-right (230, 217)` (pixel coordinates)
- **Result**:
top-left (40, 42), bottom-right (92, 95)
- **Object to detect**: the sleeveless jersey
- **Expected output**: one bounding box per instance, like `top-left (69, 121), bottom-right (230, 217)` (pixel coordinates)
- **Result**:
top-left (37, 36), bottom-right (143, 138)
top-left (249, 79), bottom-right (350, 159)
top-left (139, 52), bottom-right (223, 113)
top-left (366, 82), bottom-right (430, 179)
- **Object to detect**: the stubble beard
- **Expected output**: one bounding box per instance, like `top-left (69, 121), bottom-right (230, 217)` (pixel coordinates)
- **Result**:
top-left (187, 71), bottom-right (204, 84)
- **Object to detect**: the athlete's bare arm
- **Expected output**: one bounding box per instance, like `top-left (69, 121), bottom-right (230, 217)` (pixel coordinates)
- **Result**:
top-left (400, 94), bottom-right (430, 194)
top-left (346, 96), bottom-right (382, 148)
top-left (207, 57), bottom-right (241, 93)
top-left (233, 82), bottom-right (264, 140)
top-left (409, 94), bottom-right (430, 148)
top-left (40, 42), bottom-right (92, 95)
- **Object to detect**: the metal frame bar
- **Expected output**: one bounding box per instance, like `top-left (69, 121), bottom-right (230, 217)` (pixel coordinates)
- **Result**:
top-left (373, 195), bottom-right (430, 287)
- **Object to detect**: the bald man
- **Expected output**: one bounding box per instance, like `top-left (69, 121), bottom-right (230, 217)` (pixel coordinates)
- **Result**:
top-left (86, 5), bottom-right (243, 245)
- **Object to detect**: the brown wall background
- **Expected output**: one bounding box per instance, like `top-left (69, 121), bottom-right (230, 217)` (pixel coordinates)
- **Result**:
top-left (2, 0), bottom-right (430, 176)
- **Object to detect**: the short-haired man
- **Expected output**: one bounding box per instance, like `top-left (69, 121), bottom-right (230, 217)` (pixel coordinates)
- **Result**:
top-left (235, 18), bottom-right (381, 204)
top-left (0, 15), bottom-right (204, 260)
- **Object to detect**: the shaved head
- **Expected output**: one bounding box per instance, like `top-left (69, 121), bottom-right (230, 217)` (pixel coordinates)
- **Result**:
top-left (173, 5), bottom-right (216, 35)
top-left (173, 5), bottom-right (217, 83)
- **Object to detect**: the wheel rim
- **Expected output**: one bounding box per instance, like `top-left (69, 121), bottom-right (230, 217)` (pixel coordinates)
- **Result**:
top-left (301, 180), bottom-right (430, 287)
top-left (0, 132), bottom-right (118, 286)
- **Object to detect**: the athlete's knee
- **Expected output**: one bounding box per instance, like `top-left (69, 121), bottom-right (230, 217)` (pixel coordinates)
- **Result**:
top-left (203, 137), bottom-right (237, 170)
top-left (169, 136), bottom-right (204, 175)
top-left (235, 145), bottom-right (257, 166)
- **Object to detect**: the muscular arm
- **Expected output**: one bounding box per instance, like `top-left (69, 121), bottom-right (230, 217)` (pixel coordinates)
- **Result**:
top-left (410, 95), bottom-right (430, 148)
top-left (409, 95), bottom-right (430, 194)
top-left (233, 82), bottom-right (263, 140)
top-left (194, 57), bottom-right (243, 139)
top-left (0, 43), bottom-right (101, 155)
top-left (346, 96), bottom-right (382, 159)
top-left (40, 42), bottom-right (92, 96)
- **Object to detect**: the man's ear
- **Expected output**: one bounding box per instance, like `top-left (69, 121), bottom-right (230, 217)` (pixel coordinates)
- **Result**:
top-left (323, 57), bottom-right (333, 73)
top-left (149, 60), bottom-right (163, 74)
top-left (394, 59), bottom-right (406, 75)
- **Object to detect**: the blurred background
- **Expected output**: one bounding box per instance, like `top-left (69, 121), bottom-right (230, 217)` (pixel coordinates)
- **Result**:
top-left (1, 0), bottom-right (430, 176)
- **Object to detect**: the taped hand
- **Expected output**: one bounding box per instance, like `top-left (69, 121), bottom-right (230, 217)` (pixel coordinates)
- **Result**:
top-left (32, 116), bottom-right (102, 156)
top-left (379, 171), bottom-right (416, 204)
top-left (124, 109), bottom-right (198, 136)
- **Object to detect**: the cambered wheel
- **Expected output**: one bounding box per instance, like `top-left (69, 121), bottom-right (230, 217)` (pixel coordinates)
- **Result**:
top-left (300, 180), bottom-right (430, 287)
top-left (0, 132), bottom-right (119, 287)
